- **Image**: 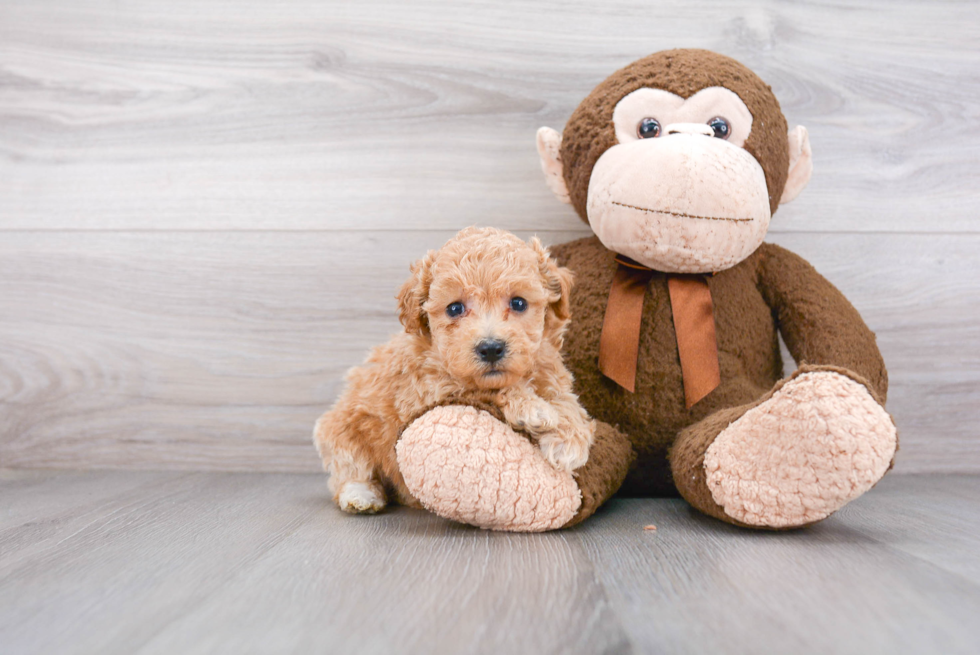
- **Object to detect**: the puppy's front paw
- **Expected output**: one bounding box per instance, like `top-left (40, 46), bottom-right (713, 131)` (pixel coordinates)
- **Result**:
top-left (513, 401), bottom-right (560, 435)
top-left (538, 432), bottom-right (590, 473)
top-left (337, 481), bottom-right (386, 514)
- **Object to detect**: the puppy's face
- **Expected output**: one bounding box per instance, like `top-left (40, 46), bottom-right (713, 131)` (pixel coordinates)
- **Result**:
top-left (397, 228), bottom-right (573, 390)
top-left (425, 264), bottom-right (548, 390)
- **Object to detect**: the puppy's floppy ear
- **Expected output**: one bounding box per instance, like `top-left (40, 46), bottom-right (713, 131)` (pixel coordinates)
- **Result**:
top-left (530, 237), bottom-right (574, 323)
top-left (396, 250), bottom-right (435, 336)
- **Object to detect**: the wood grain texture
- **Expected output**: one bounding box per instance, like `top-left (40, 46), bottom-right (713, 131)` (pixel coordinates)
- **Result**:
top-left (1, 470), bottom-right (979, 654)
top-left (0, 231), bottom-right (976, 473)
top-left (0, 0), bottom-right (978, 233)
top-left (575, 478), bottom-right (980, 654)
top-left (0, 0), bottom-right (978, 473)
top-left (834, 474), bottom-right (980, 587)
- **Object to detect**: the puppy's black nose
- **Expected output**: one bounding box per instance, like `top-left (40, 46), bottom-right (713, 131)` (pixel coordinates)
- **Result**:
top-left (476, 339), bottom-right (507, 364)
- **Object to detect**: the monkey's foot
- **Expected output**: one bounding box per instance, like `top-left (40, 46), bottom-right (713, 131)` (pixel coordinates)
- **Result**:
top-left (703, 371), bottom-right (897, 528)
top-left (396, 405), bottom-right (582, 532)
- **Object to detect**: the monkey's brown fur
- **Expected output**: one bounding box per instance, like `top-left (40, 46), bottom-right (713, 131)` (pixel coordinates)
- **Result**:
top-left (547, 49), bottom-right (893, 526)
top-left (550, 237), bottom-right (890, 524)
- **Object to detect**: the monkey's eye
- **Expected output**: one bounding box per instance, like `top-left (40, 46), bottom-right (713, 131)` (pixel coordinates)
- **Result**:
top-left (637, 117), bottom-right (661, 139)
top-left (510, 297), bottom-right (528, 312)
top-left (708, 116), bottom-right (731, 140)
top-left (446, 301), bottom-right (465, 318)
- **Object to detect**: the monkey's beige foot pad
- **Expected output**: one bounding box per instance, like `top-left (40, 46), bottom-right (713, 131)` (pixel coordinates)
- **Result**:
top-left (703, 372), bottom-right (897, 528)
top-left (396, 406), bottom-right (582, 532)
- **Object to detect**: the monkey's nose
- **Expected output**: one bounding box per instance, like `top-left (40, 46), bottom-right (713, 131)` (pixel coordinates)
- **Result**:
top-left (664, 123), bottom-right (714, 137)
top-left (475, 339), bottom-right (507, 364)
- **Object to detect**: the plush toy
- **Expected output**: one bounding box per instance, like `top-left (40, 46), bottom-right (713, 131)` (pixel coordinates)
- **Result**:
top-left (396, 49), bottom-right (897, 531)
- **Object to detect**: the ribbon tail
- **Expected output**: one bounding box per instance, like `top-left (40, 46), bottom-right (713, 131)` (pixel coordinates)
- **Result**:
top-left (667, 275), bottom-right (721, 408)
top-left (598, 264), bottom-right (652, 393)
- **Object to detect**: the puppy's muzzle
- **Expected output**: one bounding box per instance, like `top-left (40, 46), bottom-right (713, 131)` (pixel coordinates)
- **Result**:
top-left (475, 339), bottom-right (507, 364)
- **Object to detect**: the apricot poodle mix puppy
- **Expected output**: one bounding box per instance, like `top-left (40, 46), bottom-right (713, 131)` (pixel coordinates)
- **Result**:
top-left (313, 227), bottom-right (595, 514)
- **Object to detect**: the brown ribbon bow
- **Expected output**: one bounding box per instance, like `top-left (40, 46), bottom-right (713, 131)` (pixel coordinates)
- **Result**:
top-left (598, 255), bottom-right (721, 408)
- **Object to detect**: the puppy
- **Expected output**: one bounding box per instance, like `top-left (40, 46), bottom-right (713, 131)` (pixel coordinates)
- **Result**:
top-left (313, 227), bottom-right (595, 514)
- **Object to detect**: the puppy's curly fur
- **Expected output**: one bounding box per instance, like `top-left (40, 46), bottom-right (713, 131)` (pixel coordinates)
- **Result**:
top-left (313, 227), bottom-right (596, 514)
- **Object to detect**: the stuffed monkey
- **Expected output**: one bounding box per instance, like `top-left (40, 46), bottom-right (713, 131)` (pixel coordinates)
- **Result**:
top-left (396, 49), bottom-right (897, 530)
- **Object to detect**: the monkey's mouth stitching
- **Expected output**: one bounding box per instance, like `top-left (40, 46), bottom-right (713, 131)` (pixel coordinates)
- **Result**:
top-left (612, 201), bottom-right (754, 223)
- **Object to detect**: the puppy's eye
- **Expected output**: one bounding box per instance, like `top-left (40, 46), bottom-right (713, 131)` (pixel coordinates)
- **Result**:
top-left (446, 301), bottom-right (465, 318)
top-left (510, 297), bottom-right (528, 312)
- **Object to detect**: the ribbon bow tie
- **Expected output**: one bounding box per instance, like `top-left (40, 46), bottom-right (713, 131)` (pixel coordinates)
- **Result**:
top-left (598, 254), bottom-right (721, 408)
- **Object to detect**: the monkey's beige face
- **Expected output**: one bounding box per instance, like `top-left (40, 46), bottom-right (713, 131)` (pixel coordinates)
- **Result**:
top-left (588, 87), bottom-right (770, 273)
top-left (422, 246), bottom-right (553, 390)
top-left (537, 84), bottom-right (811, 274)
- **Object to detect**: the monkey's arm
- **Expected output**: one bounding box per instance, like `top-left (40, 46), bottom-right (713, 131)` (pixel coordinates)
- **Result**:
top-left (670, 244), bottom-right (896, 528)
top-left (756, 242), bottom-right (888, 402)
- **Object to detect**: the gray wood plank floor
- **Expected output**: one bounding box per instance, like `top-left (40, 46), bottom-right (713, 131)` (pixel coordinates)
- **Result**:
top-left (2, 470), bottom-right (978, 654)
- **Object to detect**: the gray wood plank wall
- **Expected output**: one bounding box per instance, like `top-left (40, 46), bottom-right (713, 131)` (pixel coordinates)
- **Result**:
top-left (1, 0), bottom-right (978, 473)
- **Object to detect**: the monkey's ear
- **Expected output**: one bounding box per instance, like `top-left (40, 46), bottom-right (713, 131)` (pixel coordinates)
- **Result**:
top-left (536, 127), bottom-right (572, 205)
top-left (396, 251), bottom-right (434, 337)
top-left (780, 125), bottom-right (813, 205)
